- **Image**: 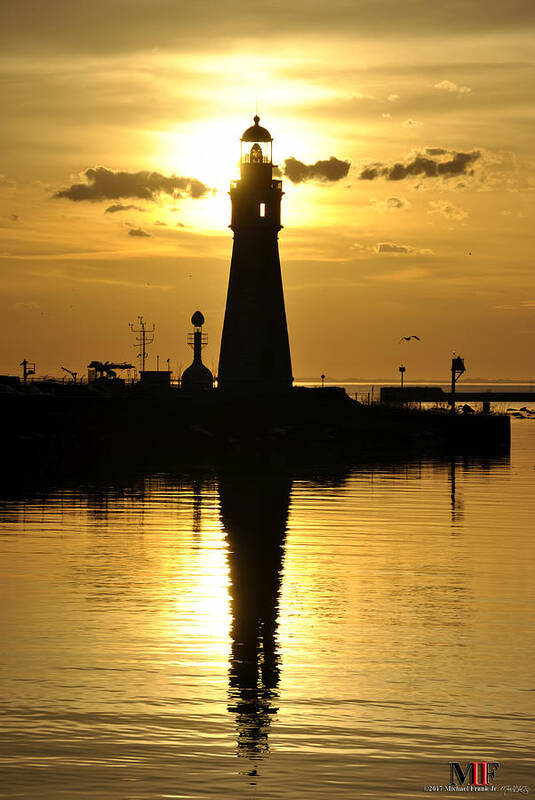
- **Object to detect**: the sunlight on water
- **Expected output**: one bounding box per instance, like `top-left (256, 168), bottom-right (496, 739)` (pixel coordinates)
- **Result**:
top-left (0, 424), bottom-right (534, 799)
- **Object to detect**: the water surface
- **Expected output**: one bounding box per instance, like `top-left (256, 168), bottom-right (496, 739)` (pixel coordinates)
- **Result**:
top-left (1, 423), bottom-right (534, 798)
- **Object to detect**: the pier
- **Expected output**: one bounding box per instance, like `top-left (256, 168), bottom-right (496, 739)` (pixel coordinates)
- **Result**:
top-left (380, 387), bottom-right (535, 405)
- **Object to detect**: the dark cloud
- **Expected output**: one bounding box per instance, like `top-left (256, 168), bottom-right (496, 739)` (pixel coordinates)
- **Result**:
top-left (385, 197), bottom-right (405, 209)
top-left (371, 196), bottom-right (410, 211)
top-left (374, 242), bottom-right (433, 255)
top-left (128, 227), bottom-right (151, 238)
top-left (54, 166), bottom-right (212, 202)
top-left (376, 242), bottom-right (414, 254)
top-left (359, 149), bottom-right (480, 181)
top-left (105, 203), bottom-right (145, 214)
top-left (282, 156), bottom-right (351, 184)
top-left (9, 214), bottom-right (19, 221)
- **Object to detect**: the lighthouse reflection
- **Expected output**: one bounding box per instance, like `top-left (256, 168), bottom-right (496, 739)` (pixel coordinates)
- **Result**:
top-left (219, 472), bottom-right (290, 761)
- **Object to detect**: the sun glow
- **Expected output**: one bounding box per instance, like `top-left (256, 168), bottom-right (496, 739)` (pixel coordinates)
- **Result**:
top-left (153, 113), bottom-right (328, 232)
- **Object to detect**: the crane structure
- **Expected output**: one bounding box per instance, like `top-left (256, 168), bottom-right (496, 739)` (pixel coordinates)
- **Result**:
top-left (61, 366), bottom-right (78, 383)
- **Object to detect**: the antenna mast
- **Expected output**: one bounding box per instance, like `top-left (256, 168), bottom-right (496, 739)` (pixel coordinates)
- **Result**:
top-left (129, 316), bottom-right (155, 373)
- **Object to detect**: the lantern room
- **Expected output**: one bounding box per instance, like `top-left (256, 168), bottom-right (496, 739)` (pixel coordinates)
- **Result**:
top-left (240, 115), bottom-right (273, 165)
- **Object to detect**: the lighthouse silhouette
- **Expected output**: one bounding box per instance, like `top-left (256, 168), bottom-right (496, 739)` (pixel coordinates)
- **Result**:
top-left (218, 116), bottom-right (293, 394)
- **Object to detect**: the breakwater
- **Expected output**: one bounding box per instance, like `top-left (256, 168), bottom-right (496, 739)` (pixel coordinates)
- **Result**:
top-left (1, 385), bottom-right (510, 485)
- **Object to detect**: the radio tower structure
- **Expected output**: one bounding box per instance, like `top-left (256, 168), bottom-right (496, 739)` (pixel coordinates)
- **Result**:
top-left (129, 316), bottom-right (155, 373)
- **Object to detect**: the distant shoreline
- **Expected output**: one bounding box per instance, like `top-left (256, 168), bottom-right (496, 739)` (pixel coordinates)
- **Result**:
top-left (295, 380), bottom-right (535, 387)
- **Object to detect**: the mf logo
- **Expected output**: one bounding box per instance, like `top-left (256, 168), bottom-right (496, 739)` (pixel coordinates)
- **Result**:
top-left (449, 762), bottom-right (500, 787)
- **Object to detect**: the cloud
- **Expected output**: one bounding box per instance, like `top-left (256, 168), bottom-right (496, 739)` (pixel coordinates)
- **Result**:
top-left (359, 149), bottom-right (480, 181)
top-left (425, 147), bottom-right (448, 156)
top-left (54, 166), bottom-right (212, 202)
top-left (14, 301), bottom-right (40, 311)
top-left (105, 203), bottom-right (145, 214)
top-left (373, 196), bottom-right (410, 211)
top-left (374, 242), bottom-right (433, 255)
top-left (128, 227), bottom-right (151, 238)
top-left (382, 113), bottom-right (392, 119)
top-left (370, 267), bottom-right (428, 283)
top-left (1, 0), bottom-right (533, 58)
top-left (154, 220), bottom-right (167, 226)
top-left (402, 119), bottom-right (423, 128)
top-left (375, 242), bottom-right (413, 254)
top-left (428, 200), bottom-right (468, 220)
top-left (282, 156), bottom-right (351, 184)
top-left (434, 79), bottom-right (472, 94)
top-left (388, 94), bottom-right (400, 102)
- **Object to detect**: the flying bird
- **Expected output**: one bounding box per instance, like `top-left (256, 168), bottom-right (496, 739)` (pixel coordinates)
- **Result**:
top-left (399, 335), bottom-right (421, 342)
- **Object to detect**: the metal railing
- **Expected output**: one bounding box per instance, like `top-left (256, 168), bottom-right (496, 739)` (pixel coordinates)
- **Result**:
top-left (187, 333), bottom-right (208, 347)
top-left (229, 179), bottom-right (282, 191)
top-left (241, 154), bottom-right (271, 164)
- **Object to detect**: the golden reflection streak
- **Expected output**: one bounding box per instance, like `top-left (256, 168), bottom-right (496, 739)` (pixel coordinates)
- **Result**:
top-left (168, 520), bottom-right (231, 664)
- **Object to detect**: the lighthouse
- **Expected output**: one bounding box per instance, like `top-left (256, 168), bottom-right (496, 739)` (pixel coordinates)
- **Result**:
top-left (218, 116), bottom-right (293, 394)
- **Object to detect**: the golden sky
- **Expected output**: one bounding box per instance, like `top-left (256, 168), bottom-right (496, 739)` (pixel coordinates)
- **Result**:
top-left (1, 1), bottom-right (534, 381)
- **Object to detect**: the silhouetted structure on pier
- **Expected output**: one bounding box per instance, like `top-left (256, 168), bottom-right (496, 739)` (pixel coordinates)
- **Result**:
top-left (181, 311), bottom-right (213, 392)
top-left (218, 116), bottom-right (293, 394)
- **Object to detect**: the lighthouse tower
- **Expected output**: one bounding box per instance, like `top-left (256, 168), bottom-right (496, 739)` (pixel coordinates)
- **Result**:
top-left (218, 116), bottom-right (293, 394)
